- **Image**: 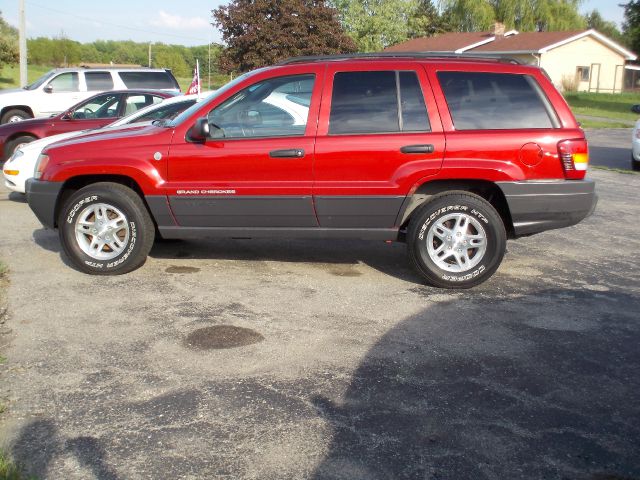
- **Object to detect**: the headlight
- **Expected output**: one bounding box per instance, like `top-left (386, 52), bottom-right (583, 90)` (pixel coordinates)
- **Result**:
top-left (8, 148), bottom-right (24, 163)
top-left (34, 154), bottom-right (49, 179)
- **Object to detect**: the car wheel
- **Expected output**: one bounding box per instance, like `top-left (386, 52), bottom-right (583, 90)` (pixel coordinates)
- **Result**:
top-left (407, 192), bottom-right (506, 289)
top-left (632, 153), bottom-right (640, 172)
top-left (58, 182), bottom-right (155, 275)
top-left (4, 135), bottom-right (36, 159)
top-left (1, 109), bottom-right (32, 124)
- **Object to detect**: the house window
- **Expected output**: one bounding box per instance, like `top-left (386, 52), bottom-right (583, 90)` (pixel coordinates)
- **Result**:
top-left (576, 66), bottom-right (590, 82)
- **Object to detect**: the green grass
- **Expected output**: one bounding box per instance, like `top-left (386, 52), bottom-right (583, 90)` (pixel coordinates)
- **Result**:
top-left (0, 261), bottom-right (7, 278)
top-left (0, 450), bottom-right (36, 480)
top-left (0, 65), bottom-right (52, 90)
top-left (564, 92), bottom-right (640, 122)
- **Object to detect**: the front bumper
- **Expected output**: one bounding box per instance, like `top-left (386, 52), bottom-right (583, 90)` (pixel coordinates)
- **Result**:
top-left (25, 178), bottom-right (64, 229)
top-left (497, 179), bottom-right (597, 237)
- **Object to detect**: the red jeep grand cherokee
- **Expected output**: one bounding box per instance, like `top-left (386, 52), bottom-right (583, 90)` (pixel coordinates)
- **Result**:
top-left (25, 54), bottom-right (596, 288)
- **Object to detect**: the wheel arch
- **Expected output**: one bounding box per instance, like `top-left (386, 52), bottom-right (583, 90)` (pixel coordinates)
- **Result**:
top-left (1, 105), bottom-right (34, 120)
top-left (55, 174), bottom-right (149, 229)
top-left (398, 179), bottom-right (515, 238)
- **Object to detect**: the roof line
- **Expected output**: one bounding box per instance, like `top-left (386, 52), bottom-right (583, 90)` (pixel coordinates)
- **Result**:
top-left (538, 29), bottom-right (637, 60)
top-left (455, 36), bottom-right (496, 54)
top-left (277, 52), bottom-right (521, 65)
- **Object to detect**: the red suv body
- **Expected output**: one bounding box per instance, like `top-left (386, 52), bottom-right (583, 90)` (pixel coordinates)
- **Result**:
top-left (25, 55), bottom-right (596, 288)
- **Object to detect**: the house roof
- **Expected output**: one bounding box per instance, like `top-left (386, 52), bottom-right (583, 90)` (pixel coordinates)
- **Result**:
top-left (472, 30), bottom-right (586, 52)
top-left (385, 32), bottom-right (495, 53)
top-left (386, 29), bottom-right (637, 61)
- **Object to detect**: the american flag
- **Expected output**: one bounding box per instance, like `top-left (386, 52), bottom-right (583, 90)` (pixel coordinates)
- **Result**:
top-left (186, 60), bottom-right (200, 97)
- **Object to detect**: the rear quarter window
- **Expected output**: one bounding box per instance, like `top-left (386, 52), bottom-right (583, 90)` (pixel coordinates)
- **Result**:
top-left (119, 71), bottom-right (177, 89)
top-left (85, 71), bottom-right (114, 91)
top-left (437, 71), bottom-right (557, 130)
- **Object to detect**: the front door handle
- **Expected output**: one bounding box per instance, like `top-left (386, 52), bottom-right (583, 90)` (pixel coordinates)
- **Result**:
top-left (400, 144), bottom-right (435, 154)
top-left (269, 148), bottom-right (305, 158)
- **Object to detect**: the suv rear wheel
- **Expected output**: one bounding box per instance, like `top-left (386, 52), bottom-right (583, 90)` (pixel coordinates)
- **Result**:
top-left (58, 182), bottom-right (155, 275)
top-left (1, 109), bottom-right (32, 124)
top-left (407, 192), bottom-right (506, 289)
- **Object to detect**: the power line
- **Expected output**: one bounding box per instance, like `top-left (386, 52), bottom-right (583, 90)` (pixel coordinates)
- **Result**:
top-left (25, 1), bottom-right (213, 44)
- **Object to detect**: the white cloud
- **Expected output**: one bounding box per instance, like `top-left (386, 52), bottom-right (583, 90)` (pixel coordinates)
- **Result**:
top-left (150, 10), bottom-right (209, 30)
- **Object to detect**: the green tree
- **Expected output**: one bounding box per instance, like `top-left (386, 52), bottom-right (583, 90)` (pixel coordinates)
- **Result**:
top-left (407, 0), bottom-right (450, 38)
top-left (440, 0), bottom-right (495, 32)
top-left (622, 1), bottom-right (640, 53)
top-left (330, 0), bottom-right (419, 51)
top-left (440, 0), bottom-right (585, 32)
top-left (584, 9), bottom-right (623, 42)
top-left (0, 11), bottom-right (19, 69)
top-left (213, 0), bottom-right (356, 73)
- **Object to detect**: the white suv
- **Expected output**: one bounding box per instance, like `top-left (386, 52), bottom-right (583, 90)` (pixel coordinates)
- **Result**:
top-left (0, 68), bottom-right (180, 124)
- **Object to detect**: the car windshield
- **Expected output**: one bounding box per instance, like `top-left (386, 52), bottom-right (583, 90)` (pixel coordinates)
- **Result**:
top-left (24, 70), bottom-right (56, 90)
top-left (168, 69), bottom-right (266, 127)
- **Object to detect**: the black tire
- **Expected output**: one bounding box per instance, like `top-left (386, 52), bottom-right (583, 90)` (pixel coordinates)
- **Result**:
top-left (4, 135), bottom-right (36, 160)
top-left (407, 192), bottom-right (506, 289)
top-left (632, 153), bottom-right (640, 172)
top-left (58, 182), bottom-right (155, 275)
top-left (1, 109), bottom-right (32, 124)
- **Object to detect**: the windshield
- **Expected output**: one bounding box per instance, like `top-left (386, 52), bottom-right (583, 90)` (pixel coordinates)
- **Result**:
top-left (169, 69), bottom-right (266, 127)
top-left (24, 70), bottom-right (56, 90)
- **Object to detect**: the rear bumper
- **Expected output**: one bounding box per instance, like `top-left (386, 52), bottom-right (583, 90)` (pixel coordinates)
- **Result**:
top-left (26, 178), bottom-right (64, 229)
top-left (497, 179), bottom-right (597, 237)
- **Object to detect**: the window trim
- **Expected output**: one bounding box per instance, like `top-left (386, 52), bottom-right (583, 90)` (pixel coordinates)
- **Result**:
top-left (328, 70), bottom-right (431, 136)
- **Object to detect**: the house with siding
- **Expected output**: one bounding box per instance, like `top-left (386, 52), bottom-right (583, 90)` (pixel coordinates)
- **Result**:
top-left (386, 25), bottom-right (636, 93)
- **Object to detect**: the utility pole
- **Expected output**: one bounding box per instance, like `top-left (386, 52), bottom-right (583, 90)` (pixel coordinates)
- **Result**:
top-left (208, 41), bottom-right (211, 90)
top-left (148, 43), bottom-right (152, 68)
top-left (19, 0), bottom-right (27, 87)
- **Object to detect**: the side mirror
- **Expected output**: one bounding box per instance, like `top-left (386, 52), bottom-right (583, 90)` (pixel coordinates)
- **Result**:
top-left (44, 84), bottom-right (53, 94)
top-left (189, 117), bottom-right (210, 143)
top-left (61, 110), bottom-right (72, 120)
top-left (632, 105), bottom-right (640, 114)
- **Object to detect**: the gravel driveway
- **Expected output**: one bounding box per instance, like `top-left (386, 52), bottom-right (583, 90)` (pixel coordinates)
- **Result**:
top-left (0, 167), bottom-right (639, 479)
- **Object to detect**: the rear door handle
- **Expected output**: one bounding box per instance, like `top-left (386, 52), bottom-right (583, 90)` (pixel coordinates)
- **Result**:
top-left (400, 144), bottom-right (435, 154)
top-left (269, 149), bottom-right (305, 158)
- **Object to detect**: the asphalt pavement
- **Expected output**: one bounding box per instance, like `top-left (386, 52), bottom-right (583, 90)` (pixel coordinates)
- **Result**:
top-left (0, 152), bottom-right (639, 478)
top-left (585, 128), bottom-right (635, 170)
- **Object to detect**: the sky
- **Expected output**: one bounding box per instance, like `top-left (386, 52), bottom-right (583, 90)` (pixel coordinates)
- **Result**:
top-left (0, 0), bottom-right (628, 47)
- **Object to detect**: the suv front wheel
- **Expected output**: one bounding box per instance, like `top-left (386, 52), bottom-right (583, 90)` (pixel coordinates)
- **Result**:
top-left (407, 192), bottom-right (506, 289)
top-left (58, 182), bottom-right (155, 275)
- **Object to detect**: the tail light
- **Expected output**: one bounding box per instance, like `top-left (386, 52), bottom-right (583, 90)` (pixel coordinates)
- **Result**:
top-left (34, 154), bottom-right (50, 179)
top-left (557, 139), bottom-right (588, 180)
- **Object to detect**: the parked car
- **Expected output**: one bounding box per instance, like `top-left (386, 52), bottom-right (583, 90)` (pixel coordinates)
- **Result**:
top-left (3, 94), bottom-right (202, 193)
top-left (631, 104), bottom-right (640, 171)
top-left (0, 89), bottom-right (178, 160)
top-left (0, 67), bottom-right (180, 125)
top-left (25, 54), bottom-right (596, 288)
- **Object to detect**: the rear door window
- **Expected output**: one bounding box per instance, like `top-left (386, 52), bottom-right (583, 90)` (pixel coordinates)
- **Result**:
top-left (123, 94), bottom-right (163, 116)
top-left (329, 71), bottom-right (430, 135)
top-left (85, 72), bottom-right (114, 91)
top-left (437, 71), bottom-right (557, 130)
top-left (119, 71), bottom-right (177, 89)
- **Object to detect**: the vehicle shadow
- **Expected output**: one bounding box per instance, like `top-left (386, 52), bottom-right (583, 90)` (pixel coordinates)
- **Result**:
top-left (10, 418), bottom-right (122, 479)
top-left (7, 192), bottom-right (27, 203)
top-left (32, 228), bottom-right (77, 270)
top-left (310, 287), bottom-right (640, 480)
top-left (150, 238), bottom-right (424, 284)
